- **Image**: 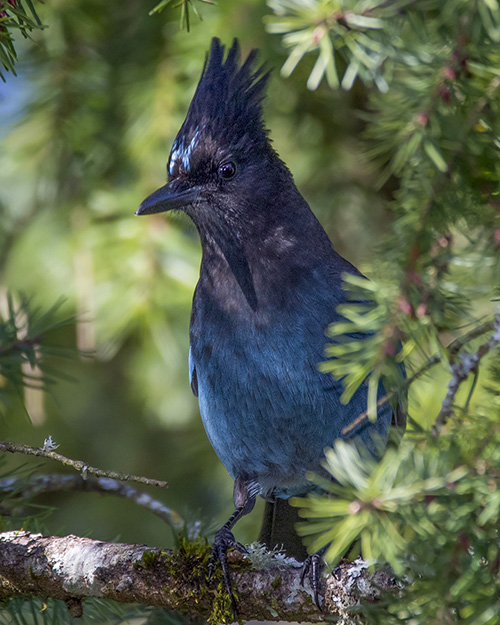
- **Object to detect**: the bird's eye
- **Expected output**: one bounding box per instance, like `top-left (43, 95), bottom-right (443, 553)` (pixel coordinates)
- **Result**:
top-left (218, 161), bottom-right (236, 179)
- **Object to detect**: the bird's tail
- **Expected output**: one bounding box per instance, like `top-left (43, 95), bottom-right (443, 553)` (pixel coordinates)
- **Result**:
top-left (258, 498), bottom-right (309, 561)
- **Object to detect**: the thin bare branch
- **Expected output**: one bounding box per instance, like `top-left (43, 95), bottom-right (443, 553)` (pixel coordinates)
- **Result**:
top-left (0, 440), bottom-right (169, 489)
top-left (432, 310), bottom-right (500, 436)
top-left (0, 473), bottom-right (183, 530)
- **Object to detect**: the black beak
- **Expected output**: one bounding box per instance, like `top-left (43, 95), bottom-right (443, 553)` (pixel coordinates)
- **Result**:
top-left (135, 182), bottom-right (200, 216)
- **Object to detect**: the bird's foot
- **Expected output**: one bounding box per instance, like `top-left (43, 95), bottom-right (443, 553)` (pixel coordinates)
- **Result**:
top-left (208, 526), bottom-right (247, 615)
top-left (300, 552), bottom-right (325, 609)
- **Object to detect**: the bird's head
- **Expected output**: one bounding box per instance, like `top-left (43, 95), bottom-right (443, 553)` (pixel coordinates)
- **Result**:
top-left (136, 37), bottom-right (295, 222)
top-left (136, 38), bottom-right (301, 310)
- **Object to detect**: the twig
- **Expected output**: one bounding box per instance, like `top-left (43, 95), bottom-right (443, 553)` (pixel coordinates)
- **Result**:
top-left (0, 335), bottom-right (42, 357)
top-left (342, 318), bottom-right (496, 435)
top-left (0, 440), bottom-right (169, 489)
top-left (0, 473), bottom-right (183, 531)
top-left (432, 310), bottom-right (500, 436)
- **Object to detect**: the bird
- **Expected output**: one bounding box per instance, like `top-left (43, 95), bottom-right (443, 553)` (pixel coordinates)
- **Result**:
top-left (136, 37), bottom-right (404, 610)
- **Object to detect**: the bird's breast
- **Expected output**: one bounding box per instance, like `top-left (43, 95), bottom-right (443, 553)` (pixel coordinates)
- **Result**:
top-left (189, 260), bottom-right (393, 496)
top-left (190, 294), bottom-right (349, 494)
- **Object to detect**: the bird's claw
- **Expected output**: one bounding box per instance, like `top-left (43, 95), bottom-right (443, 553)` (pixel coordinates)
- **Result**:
top-left (300, 553), bottom-right (324, 609)
top-left (208, 526), bottom-right (247, 614)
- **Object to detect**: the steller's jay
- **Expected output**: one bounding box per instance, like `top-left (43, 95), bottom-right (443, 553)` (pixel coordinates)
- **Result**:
top-left (136, 38), bottom-right (404, 609)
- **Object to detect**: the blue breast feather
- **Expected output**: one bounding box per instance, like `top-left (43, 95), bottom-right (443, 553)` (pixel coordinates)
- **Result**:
top-left (189, 296), bottom-right (392, 498)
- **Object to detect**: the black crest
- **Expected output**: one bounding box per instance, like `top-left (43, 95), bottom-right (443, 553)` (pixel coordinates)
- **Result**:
top-left (179, 38), bottom-right (270, 149)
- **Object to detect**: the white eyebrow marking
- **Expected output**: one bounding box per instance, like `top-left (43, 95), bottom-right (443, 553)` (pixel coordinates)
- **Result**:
top-left (169, 138), bottom-right (184, 175)
top-left (169, 127), bottom-right (201, 175)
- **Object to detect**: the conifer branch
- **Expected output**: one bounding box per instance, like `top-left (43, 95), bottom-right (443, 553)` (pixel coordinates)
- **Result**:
top-left (0, 335), bottom-right (42, 357)
top-left (432, 310), bottom-right (500, 435)
top-left (0, 440), bottom-right (169, 490)
top-left (342, 317), bottom-right (497, 435)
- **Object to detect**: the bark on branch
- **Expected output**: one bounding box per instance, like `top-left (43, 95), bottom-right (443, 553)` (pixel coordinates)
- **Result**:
top-left (0, 530), bottom-right (395, 623)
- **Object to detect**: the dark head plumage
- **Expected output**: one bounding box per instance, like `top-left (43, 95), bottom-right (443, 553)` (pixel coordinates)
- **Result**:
top-left (186, 38), bottom-right (269, 140)
top-left (168, 38), bottom-right (271, 178)
top-left (136, 37), bottom-right (326, 312)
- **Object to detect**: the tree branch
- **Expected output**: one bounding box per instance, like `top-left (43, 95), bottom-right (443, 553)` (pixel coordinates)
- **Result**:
top-left (342, 316), bottom-right (497, 435)
top-left (0, 440), bottom-right (168, 489)
top-left (433, 309), bottom-right (500, 435)
top-left (0, 473), bottom-right (184, 531)
top-left (0, 531), bottom-right (395, 623)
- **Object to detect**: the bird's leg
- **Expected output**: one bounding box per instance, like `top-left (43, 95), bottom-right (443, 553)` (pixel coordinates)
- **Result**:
top-left (208, 476), bottom-right (257, 614)
top-left (300, 547), bottom-right (326, 609)
top-left (207, 506), bottom-right (248, 612)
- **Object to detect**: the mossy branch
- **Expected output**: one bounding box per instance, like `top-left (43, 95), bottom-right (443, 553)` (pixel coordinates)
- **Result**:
top-left (0, 530), bottom-right (396, 623)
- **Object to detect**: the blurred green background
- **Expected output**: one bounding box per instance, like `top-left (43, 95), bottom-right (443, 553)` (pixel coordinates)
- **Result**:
top-left (0, 0), bottom-right (451, 550)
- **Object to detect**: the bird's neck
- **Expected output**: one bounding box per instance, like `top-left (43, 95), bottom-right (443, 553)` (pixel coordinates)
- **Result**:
top-left (197, 195), bottom-right (335, 314)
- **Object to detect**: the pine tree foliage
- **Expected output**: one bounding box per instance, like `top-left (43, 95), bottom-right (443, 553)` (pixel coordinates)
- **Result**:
top-left (265, 1), bottom-right (500, 622)
top-left (0, 598), bottom-right (186, 625)
top-left (0, 294), bottom-right (73, 415)
top-left (149, 0), bottom-right (216, 31)
top-left (0, 0), bottom-right (42, 80)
